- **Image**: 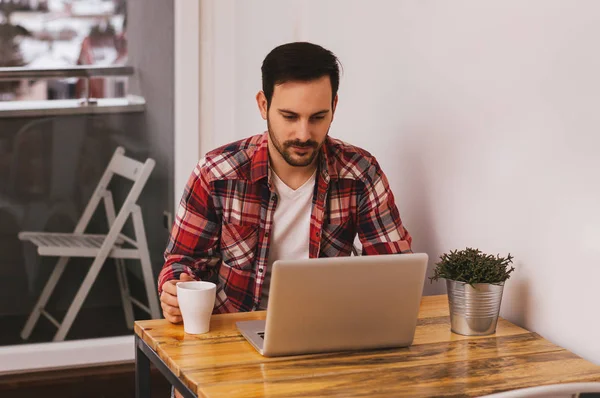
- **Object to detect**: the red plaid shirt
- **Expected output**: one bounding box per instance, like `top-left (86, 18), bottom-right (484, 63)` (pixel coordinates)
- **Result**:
top-left (158, 132), bottom-right (412, 313)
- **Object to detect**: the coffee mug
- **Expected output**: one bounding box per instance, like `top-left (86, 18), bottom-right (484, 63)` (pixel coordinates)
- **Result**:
top-left (176, 281), bottom-right (217, 334)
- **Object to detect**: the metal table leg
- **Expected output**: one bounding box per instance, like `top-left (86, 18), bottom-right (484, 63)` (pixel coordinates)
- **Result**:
top-left (135, 335), bottom-right (152, 398)
top-left (135, 334), bottom-right (197, 398)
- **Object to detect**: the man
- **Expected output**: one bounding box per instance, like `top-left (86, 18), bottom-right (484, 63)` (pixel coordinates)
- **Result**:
top-left (161, 40), bottom-right (412, 398)
top-left (159, 41), bottom-right (412, 322)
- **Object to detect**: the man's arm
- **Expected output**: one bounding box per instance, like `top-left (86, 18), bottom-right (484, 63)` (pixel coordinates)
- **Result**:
top-left (356, 159), bottom-right (412, 255)
top-left (157, 160), bottom-right (221, 295)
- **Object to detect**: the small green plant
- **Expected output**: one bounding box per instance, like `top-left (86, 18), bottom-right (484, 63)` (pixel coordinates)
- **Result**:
top-left (429, 247), bottom-right (515, 285)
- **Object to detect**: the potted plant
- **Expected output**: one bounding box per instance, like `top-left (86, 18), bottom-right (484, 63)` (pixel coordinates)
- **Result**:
top-left (430, 247), bottom-right (515, 336)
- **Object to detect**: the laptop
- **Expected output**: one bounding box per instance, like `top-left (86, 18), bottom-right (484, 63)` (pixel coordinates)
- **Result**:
top-left (236, 253), bottom-right (428, 357)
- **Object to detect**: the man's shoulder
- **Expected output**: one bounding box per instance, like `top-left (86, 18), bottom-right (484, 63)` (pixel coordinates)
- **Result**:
top-left (326, 136), bottom-right (381, 182)
top-left (197, 134), bottom-right (264, 182)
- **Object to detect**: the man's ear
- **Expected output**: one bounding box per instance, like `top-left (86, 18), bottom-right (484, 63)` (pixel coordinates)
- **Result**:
top-left (256, 91), bottom-right (268, 120)
top-left (331, 94), bottom-right (339, 120)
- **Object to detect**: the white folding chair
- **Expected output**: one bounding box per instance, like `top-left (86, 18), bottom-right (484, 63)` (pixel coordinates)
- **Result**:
top-left (19, 146), bottom-right (161, 342)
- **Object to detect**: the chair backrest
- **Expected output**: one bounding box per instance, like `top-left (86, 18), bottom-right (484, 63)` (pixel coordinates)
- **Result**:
top-left (480, 382), bottom-right (600, 398)
top-left (109, 148), bottom-right (148, 181)
top-left (73, 146), bottom-right (155, 235)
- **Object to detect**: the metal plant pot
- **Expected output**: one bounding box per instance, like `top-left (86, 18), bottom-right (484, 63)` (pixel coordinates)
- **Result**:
top-left (446, 279), bottom-right (505, 336)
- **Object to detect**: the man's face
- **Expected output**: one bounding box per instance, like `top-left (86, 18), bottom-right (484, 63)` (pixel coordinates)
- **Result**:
top-left (257, 75), bottom-right (338, 168)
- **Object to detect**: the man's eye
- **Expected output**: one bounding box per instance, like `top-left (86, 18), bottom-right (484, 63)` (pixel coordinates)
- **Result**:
top-left (283, 115), bottom-right (297, 120)
top-left (312, 115), bottom-right (325, 120)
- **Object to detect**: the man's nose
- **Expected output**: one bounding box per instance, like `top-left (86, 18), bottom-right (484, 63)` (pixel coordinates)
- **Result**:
top-left (295, 119), bottom-right (311, 141)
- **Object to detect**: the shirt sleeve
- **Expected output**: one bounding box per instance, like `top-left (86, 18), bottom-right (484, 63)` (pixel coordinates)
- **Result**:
top-left (356, 158), bottom-right (412, 255)
top-left (157, 159), bottom-right (221, 294)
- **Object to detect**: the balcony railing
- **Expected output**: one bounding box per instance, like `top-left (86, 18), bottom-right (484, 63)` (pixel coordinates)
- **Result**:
top-left (0, 66), bottom-right (144, 117)
top-left (0, 65), bottom-right (134, 81)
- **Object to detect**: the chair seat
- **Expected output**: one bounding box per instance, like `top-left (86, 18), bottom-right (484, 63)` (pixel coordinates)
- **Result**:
top-left (19, 232), bottom-right (140, 259)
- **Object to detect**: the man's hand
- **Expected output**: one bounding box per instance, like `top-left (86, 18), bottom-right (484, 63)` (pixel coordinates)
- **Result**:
top-left (160, 273), bottom-right (194, 323)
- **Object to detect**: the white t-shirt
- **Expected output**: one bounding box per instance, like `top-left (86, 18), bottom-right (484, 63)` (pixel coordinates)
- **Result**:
top-left (259, 169), bottom-right (316, 309)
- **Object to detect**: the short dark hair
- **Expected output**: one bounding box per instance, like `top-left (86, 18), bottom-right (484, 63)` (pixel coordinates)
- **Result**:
top-left (261, 42), bottom-right (341, 108)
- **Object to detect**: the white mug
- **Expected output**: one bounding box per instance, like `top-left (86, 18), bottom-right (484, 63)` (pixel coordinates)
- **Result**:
top-left (176, 281), bottom-right (217, 334)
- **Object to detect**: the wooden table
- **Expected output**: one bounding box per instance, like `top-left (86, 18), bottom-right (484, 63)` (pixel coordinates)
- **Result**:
top-left (134, 295), bottom-right (600, 397)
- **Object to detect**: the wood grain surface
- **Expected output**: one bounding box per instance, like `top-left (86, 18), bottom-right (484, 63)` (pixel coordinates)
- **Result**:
top-left (135, 295), bottom-right (600, 397)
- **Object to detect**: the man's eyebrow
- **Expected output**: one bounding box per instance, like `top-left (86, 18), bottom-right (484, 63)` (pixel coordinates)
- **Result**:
top-left (278, 109), bottom-right (330, 116)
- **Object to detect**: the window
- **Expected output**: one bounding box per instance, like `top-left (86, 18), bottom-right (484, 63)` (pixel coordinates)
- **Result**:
top-left (0, 0), bottom-right (175, 373)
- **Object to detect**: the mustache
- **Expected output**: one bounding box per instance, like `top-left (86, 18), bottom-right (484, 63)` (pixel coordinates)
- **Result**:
top-left (284, 139), bottom-right (318, 149)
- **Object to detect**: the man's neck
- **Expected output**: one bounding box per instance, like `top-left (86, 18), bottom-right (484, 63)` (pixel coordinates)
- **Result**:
top-left (268, 146), bottom-right (318, 190)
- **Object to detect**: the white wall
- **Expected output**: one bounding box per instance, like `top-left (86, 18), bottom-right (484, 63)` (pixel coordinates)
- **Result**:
top-left (198, 0), bottom-right (600, 364)
top-left (174, 0), bottom-right (200, 209)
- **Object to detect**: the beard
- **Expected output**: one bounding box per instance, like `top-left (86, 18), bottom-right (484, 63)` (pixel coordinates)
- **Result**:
top-left (267, 118), bottom-right (326, 167)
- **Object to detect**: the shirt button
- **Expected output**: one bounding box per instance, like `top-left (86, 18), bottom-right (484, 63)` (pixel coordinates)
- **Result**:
top-left (319, 193), bottom-right (325, 200)
top-left (259, 268), bottom-right (264, 273)
top-left (316, 232), bottom-right (320, 237)
top-left (264, 232), bottom-right (270, 238)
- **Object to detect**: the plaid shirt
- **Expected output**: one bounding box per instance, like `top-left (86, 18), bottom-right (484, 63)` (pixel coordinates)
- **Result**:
top-left (158, 132), bottom-right (412, 313)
